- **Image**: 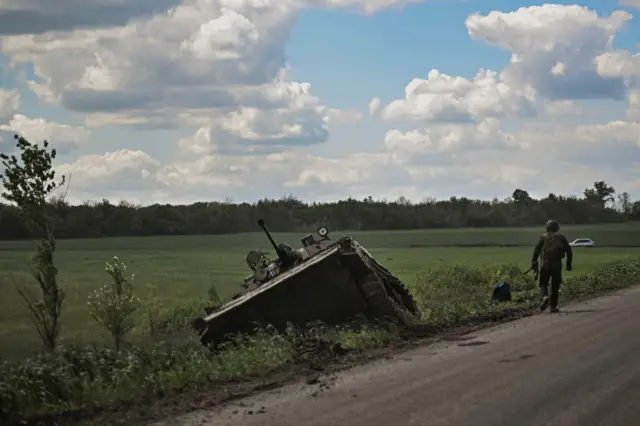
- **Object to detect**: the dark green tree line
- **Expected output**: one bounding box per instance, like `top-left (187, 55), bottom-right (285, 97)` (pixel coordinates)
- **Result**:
top-left (0, 184), bottom-right (638, 240)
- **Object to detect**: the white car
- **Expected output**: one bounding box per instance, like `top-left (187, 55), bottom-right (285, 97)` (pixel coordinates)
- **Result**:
top-left (569, 238), bottom-right (595, 248)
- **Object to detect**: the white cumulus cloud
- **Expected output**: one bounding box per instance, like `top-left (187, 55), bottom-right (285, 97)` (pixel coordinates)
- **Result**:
top-left (372, 69), bottom-right (536, 122)
top-left (466, 5), bottom-right (633, 100)
top-left (1, 0), bottom-right (366, 154)
top-left (596, 50), bottom-right (640, 78)
top-left (0, 114), bottom-right (90, 153)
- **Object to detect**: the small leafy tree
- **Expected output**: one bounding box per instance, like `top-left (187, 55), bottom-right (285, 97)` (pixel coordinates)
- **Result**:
top-left (0, 134), bottom-right (66, 351)
top-left (87, 256), bottom-right (140, 351)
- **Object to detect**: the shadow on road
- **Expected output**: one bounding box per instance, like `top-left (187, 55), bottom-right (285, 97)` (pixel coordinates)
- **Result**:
top-left (458, 340), bottom-right (490, 347)
top-left (498, 354), bottom-right (535, 363)
top-left (442, 335), bottom-right (475, 342)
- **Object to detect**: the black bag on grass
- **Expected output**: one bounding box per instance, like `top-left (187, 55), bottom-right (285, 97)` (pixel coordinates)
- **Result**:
top-left (491, 280), bottom-right (512, 303)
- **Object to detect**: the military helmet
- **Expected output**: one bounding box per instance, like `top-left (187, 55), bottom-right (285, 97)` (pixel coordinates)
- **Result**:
top-left (545, 219), bottom-right (560, 232)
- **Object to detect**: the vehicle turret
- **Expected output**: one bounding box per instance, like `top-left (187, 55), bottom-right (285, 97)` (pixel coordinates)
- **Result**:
top-left (257, 219), bottom-right (298, 268)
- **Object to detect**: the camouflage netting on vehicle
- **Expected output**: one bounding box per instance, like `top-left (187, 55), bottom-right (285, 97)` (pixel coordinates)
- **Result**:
top-left (192, 222), bottom-right (418, 348)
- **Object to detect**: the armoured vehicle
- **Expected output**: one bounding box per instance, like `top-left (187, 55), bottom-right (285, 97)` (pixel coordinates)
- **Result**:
top-left (191, 219), bottom-right (419, 347)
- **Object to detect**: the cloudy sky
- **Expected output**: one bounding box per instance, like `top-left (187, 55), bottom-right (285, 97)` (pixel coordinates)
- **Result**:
top-left (0, 0), bottom-right (639, 205)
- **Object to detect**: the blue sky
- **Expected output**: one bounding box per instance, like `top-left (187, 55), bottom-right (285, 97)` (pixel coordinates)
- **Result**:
top-left (0, 0), bottom-right (639, 204)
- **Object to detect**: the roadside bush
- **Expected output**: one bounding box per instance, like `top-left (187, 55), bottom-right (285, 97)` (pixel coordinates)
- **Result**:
top-left (0, 330), bottom-right (295, 421)
top-left (562, 258), bottom-right (640, 300)
top-left (411, 260), bottom-right (640, 326)
top-left (411, 263), bottom-right (537, 325)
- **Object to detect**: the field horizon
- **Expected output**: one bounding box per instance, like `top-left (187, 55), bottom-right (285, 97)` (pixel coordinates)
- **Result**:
top-left (1, 222), bottom-right (639, 250)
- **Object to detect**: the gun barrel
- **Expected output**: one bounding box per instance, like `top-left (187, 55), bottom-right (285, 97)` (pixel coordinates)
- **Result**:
top-left (257, 219), bottom-right (282, 256)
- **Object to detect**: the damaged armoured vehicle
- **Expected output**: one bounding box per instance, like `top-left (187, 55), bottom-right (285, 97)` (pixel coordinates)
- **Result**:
top-left (191, 219), bottom-right (419, 347)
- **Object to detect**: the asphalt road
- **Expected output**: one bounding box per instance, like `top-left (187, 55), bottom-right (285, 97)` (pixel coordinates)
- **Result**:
top-left (159, 286), bottom-right (640, 426)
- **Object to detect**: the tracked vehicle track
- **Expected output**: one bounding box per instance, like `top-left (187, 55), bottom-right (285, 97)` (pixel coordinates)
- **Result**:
top-left (340, 243), bottom-right (418, 325)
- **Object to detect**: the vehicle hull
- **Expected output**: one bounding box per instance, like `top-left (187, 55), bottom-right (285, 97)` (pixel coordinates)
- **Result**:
top-left (192, 237), bottom-right (418, 347)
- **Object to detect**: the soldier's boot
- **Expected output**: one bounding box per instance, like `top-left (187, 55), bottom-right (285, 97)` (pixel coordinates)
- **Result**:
top-left (550, 306), bottom-right (560, 313)
top-left (539, 296), bottom-right (550, 311)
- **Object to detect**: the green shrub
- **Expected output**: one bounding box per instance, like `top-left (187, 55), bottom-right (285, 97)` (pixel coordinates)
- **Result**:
top-left (562, 259), bottom-right (640, 300)
top-left (87, 257), bottom-right (140, 350)
top-left (0, 330), bottom-right (295, 420)
top-left (411, 262), bottom-right (537, 325)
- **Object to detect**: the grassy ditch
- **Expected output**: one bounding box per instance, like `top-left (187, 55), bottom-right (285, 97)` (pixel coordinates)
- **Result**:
top-left (1, 258), bottom-right (639, 425)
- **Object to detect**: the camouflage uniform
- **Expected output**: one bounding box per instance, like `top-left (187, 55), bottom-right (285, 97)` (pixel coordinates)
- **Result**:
top-left (531, 220), bottom-right (573, 312)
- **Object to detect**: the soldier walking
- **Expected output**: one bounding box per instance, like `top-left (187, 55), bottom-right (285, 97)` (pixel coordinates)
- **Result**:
top-left (531, 220), bottom-right (573, 313)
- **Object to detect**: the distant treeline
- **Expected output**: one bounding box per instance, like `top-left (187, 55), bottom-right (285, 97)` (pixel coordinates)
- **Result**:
top-left (0, 181), bottom-right (638, 240)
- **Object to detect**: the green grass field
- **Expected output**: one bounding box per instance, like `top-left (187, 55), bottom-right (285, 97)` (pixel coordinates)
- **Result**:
top-left (1, 223), bottom-right (640, 358)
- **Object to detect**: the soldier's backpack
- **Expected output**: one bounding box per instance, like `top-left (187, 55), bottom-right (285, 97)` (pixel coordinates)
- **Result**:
top-left (540, 232), bottom-right (565, 263)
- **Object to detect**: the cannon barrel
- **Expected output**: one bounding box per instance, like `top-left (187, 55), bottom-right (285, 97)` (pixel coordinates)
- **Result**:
top-left (257, 219), bottom-right (290, 265)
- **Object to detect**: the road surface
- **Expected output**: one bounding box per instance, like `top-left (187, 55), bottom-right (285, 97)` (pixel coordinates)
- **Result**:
top-left (158, 286), bottom-right (640, 426)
